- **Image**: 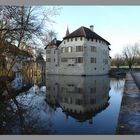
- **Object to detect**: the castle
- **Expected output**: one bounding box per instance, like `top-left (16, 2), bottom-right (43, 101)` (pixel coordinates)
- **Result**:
top-left (45, 25), bottom-right (111, 75)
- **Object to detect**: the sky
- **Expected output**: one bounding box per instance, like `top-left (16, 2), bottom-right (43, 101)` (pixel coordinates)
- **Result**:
top-left (47, 6), bottom-right (140, 58)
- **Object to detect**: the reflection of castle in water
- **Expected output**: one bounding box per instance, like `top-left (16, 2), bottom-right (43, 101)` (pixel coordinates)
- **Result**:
top-left (46, 75), bottom-right (110, 122)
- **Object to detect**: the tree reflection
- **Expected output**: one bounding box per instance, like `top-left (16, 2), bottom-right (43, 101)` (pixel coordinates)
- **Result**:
top-left (111, 78), bottom-right (125, 92)
top-left (0, 70), bottom-right (56, 134)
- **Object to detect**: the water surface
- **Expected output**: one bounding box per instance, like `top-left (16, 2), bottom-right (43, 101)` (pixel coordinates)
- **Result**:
top-left (0, 74), bottom-right (125, 135)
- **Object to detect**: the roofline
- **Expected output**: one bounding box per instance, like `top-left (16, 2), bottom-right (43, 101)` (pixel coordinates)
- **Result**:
top-left (63, 35), bottom-right (111, 45)
top-left (63, 26), bottom-right (111, 45)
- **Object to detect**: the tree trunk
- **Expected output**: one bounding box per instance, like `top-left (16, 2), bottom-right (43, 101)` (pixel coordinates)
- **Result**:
top-left (129, 64), bottom-right (132, 69)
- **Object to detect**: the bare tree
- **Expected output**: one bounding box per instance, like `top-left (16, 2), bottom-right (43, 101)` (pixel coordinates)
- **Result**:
top-left (0, 6), bottom-right (60, 100)
top-left (123, 44), bottom-right (138, 69)
top-left (113, 53), bottom-right (123, 69)
top-left (42, 29), bottom-right (57, 47)
top-left (0, 6), bottom-right (60, 76)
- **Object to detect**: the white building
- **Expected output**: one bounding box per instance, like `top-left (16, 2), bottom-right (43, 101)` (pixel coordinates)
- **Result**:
top-left (45, 25), bottom-right (111, 75)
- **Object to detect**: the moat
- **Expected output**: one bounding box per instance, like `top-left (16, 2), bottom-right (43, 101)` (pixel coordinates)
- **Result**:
top-left (0, 73), bottom-right (125, 134)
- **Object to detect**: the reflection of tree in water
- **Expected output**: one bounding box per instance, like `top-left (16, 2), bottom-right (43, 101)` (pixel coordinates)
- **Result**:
top-left (111, 78), bottom-right (125, 92)
top-left (0, 72), bottom-right (56, 134)
top-left (45, 75), bottom-right (110, 123)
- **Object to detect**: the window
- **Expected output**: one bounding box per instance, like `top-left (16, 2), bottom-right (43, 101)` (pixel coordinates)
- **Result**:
top-left (61, 47), bottom-right (65, 53)
top-left (75, 38), bottom-right (77, 41)
top-left (91, 57), bottom-right (96, 63)
top-left (80, 37), bottom-right (82, 41)
top-left (64, 41), bottom-right (65, 44)
top-left (90, 99), bottom-right (95, 104)
top-left (61, 58), bottom-right (67, 62)
top-left (54, 58), bottom-right (55, 62)
top-left (46, 50), bottom-right (51, 54)
top-left (68, 46), bottom-right (72, 52)
top-left (65, 47), bottom-right (68, 53)
top-left (91, 46), bottom-right (96, 52)
top-left (75, 87), bottom-right (83, 93)
top-left (71, 38), bottom-right (73, 41)
top-left (76, 57), bottom-right (83, 63)
top-left (103, 59), bottom-right (108, 64)
top-left (103, 50), bottom-right (107, 55)
top-left (67, 39), bottom-right (69, 42)
top-left (76, 46), bottom-right (83, 52)
top-left (46, 58), bottom-right (51, 62)
top-left (76, 99), bottom-right (82, 105)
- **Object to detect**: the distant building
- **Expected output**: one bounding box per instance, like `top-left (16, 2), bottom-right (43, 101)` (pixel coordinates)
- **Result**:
top-left (36, 53), bottom-right (46, 74)
top-left (45, 25), bottom-right (111, 75)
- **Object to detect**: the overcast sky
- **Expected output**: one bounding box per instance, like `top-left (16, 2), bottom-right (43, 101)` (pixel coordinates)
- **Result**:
top-left (47, 6), bottom-right (140, 57)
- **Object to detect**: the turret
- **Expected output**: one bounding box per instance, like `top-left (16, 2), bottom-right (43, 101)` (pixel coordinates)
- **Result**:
top-left (65, 26), bottom-right (70, 37)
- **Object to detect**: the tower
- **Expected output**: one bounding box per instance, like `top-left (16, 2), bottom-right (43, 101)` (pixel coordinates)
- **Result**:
top-left (65, 26), bottom-right (70, 37)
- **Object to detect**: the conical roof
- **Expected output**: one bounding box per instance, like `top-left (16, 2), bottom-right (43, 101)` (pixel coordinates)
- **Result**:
top-left (65, 26), bottom-right (70, 37)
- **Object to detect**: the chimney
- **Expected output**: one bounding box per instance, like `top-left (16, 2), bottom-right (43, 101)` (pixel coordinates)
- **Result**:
top-left (90, 25), bottom-right (94, 31)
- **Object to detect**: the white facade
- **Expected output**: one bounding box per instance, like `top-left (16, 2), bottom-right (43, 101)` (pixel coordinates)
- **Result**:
top-left (46, 26), bottom-right (111, 75)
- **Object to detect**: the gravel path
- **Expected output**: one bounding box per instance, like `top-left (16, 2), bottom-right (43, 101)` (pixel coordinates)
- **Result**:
top-left (131, 71), bottom-right (140, 90)
top-left (117, 72), bottom-right (140, 134)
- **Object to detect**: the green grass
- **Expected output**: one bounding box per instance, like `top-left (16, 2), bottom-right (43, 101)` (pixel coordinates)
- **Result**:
top-left (111, 66), bottom-right (140, 69)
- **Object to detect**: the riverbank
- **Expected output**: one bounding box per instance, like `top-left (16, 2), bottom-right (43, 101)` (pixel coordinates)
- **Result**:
top-left (109, 69), bottom-right (126, 78)
top-left (116, 72), bottom-right (140, 134)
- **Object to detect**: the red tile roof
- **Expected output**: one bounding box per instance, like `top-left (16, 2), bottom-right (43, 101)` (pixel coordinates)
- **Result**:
top-left (63, 26), bottom-right (110, 45)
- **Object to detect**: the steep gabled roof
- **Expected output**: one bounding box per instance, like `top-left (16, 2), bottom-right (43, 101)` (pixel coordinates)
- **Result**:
top-left (44, 38), bottom-right (62, 49)
top-left (63, 26), bottom-right (110, 45)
